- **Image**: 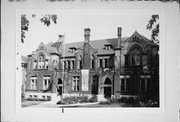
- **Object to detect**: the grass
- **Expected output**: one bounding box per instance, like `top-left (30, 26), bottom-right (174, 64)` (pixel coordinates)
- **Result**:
top-left (21, 100), bottom-right (43, 107)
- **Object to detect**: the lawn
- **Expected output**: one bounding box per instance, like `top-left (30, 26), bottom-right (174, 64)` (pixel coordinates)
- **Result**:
top-left (21, 100), bottom-right (43, 107)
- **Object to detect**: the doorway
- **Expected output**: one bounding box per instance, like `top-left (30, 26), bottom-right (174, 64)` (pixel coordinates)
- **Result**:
top-left (104, 77), bottom-right (111, 98)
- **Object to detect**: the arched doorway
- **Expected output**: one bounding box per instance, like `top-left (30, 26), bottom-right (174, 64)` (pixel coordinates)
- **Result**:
top-left (103, 77), bottom-right (112, 98)
top-left (57, 78), bottom-right (63, 95)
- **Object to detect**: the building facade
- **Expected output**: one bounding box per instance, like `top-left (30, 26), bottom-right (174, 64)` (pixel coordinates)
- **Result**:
top-left (23, 27), bottom-right (159, 101)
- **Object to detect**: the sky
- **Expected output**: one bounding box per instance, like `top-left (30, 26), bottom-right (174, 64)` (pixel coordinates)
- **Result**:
top-left (20, 9), bottom-right (159, 56)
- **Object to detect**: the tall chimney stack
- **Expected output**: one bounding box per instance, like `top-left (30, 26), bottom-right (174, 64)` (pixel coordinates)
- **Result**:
top-left (117, 27), bottom-right (122, 47)
top-left (84, 28), bottom-right (91, 43)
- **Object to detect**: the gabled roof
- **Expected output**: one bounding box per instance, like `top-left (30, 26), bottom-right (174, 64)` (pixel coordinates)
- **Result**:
top-left (37, 42), bottom-right (47, 51)
top-left (29, 31), bottom-right (153, 57)
top-left (60, 37), bottom-right (129, 57)
top-left (126, 30), bottom-right (151, 43)
top-left (46, 42), bottom-right (59, 54)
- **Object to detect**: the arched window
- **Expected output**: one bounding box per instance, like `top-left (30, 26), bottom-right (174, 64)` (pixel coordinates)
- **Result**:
top-left (38, 53), bottom-right (45, 69)
top-left (130, 48), bottom-right (141, 66)
top-left (127, 45), bottom-right (144, 66)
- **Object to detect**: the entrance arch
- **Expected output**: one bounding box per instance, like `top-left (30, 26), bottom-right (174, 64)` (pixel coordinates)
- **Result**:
top-left (102, 77), bottom-right (112, 98)
top-left (57, 78), bottom-right (63, 95)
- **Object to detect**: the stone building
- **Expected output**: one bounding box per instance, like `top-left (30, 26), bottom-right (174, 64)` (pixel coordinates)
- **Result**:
top-left (23, 27), bottom-right (159, 101)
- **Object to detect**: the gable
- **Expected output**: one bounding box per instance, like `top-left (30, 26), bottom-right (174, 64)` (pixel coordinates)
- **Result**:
top-left (37, 42), bottom-right (47, 51)
top-left (126, 31), bottom-right (151, 46)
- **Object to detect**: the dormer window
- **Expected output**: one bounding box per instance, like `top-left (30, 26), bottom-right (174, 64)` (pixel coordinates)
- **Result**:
top-left (104, 44), bottom-right (112, 50)
top-left (69, 47), bottom-right (77, 53)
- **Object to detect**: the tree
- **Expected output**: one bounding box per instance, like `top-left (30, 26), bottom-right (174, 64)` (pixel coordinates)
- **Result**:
top-left (147, 15), bottom-right (159, 44)
top-left (21, 14), bottom-right (57, 43)
top-left (21, 15), bottom-right (29, 43)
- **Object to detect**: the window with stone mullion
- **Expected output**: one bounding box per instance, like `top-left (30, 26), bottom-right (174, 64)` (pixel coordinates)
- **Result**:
top-left (72, 76), bottom-right (79, 91)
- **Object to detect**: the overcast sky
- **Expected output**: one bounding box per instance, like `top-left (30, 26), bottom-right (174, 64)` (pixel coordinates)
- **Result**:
top-left (21, 9), bottom-right (160, 56)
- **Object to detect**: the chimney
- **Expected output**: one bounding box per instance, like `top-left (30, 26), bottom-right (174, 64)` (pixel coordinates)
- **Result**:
top-left (84, 28), bottom-right (91, 43)
top-left (58, 34), bottom-right (63, 39)
top-left (117, 27), bottom-right (122, 47)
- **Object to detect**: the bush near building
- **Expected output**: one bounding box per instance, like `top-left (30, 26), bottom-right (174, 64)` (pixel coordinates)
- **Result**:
top-left (57, 95), bottom-right (97, 104)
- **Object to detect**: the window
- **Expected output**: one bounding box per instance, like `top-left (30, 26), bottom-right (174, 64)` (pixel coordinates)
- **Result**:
top-left (30, 76), bottom-right (37, 90)
top-left (78, 55), bottom-right (82, 69)
top-left (104, 59), bottom-right (109, 68)
top-left (91, 59), bottom-right (95, 69)
top-left (126, 79), bottom-right (130, 91)
top-left (99, 59), bottom-right (103, 68)
top-left (125, 55), bottom-right (129, 66)
top-left (140, 75), bottom-right (151, 91)
top-left (121, 79), bottom-right (125, 91)
top-left (80, 60), bottom-right (82, 69)
top-left (69, 47), bottom-right (76, 53)
top-left (43, 76), bottom-right (51, 90)
top-left (120, 75), bottom-right (131, 92)
top-left (72, 76), bottom-right (80, 91)
top-left (131, 54), bottom-right (141, 65)
top-left (142, 55), bottom-right (148, 65)
top-left (91, 55), bottom-right (95, 69)
top-left (104, 45), bottom-right (112, 50)
top-left (45, 60), bottom-right (48, 69)
top-left (38, 53), bottom-right (45, 69)
top-left (129, 48), bottom-right (142, 66)
top-left (72, 60), bottom-right (75, 69)
top-left (64, 61), bottom-right (66, 69)
top-left (67, 60), bottom-right (71, 69)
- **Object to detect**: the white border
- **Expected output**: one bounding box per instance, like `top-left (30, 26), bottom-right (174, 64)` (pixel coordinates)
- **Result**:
top-left (2, 1), bottom-right (179, 122)
top-left (16, 8), bottom-right (165, 114)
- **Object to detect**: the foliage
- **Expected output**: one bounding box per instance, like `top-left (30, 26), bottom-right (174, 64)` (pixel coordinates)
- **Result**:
top-left (57, 96), bottom-right (89, 104)
top-left (88, 95), bottom-right (97, 102)
top-left (56, 95), bottom-right (98, 104)
top-left (101, 96), bottom-right (159, 107)
top-left (21, 14), bottom-right (57, 43)
top-left (99, 100), bottom-right (111, 105)
top-left (21, 15), bottom-right (29, 43)
top-left (147, 15), bottom-right (159, 44)
top-left (25, 97), bottom-right (50, 101)
top-left (40, 14), bottom-right (57, 27)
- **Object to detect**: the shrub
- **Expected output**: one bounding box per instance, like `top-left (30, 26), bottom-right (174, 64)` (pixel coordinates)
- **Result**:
top-left (137, 99), bottom-right (159, 107)
top-left (126, 97), bottom-right (135, 104)
top-left (99, 101), bottom-right (111, 105)
top-left (110, 97), bottom-right (119, 103)
top-left (25, 97), bottom-right (49, 101)
top-left (57, 101), bottom-right (66, 105)
top-left (88, 96), bottom-right (97, 103)
top-left (78, 96), bottom-right (89, 103)
top-left (119, 97), bottom-right (128, 103)
top-left (61, 96), bottom-right (89, 104)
